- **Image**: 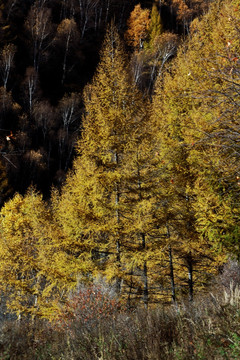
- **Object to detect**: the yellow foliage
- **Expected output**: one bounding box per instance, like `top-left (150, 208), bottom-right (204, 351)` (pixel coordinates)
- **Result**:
top-left (0, 187), bottom-right (74, 318)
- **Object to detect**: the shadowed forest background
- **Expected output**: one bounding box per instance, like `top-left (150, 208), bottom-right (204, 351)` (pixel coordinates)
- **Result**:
top-left (0, 0), bottom-right (240, 358)
top-left (0, 0), bottom-right (209, 197)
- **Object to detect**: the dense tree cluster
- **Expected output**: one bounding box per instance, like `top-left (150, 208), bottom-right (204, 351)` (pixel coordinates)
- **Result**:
top-left (0, 0), bottom-right (239, 318)
top-left (0, 0), bottom-right (159, 197)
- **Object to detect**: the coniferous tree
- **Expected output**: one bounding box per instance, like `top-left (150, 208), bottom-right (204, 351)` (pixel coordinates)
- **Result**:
top-left (185, 0), bottom-right (240, 260)
top-left (0, 187), bottom-right (73, 319)
top-left (125, 4), bottom-right (150, 50)
top-left (151, 5), bottom-right (229, 299)
top-left (152, 0), bottom-right (240, 298)
top-left (145, 3), bottom-right (163, 50)
top-left (54, 23), bottom-right (160, 304)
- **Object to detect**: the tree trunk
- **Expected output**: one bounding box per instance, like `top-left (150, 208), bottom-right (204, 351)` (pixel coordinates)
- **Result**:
top-left (166, 224), bottom-right (176, 303)
top-left (115, 151), bottom-right (121, 294)
top-left (137, 159), bottom-right (149, 307)
top-left (143, 260), bottom-right (149, 308)
top-left (187, 256), bottom-right (193, 302)
top-left (141, 233), bottom-right (149, 308)
top-left (127, 268), bottom-right (134, 309)
top-left (168, 244), bottom-right (176, 303)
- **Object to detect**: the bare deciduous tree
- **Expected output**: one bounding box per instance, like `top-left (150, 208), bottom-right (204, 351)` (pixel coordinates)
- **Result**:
top-left (77, 0), bottom-right (100, 38)
top-left (25, 3), bottom-right (53, 73)
top-left (0, 44), bottom-right (16, 89)
top-left (22, 67), bottom-right (39, 114)
top-left (55, 18), bottom-right (80, 84)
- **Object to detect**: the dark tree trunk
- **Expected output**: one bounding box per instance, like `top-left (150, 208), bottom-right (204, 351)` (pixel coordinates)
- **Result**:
top-left (168, 245), bottom-right (176, 303)
top-left (141, 232), bottom-right (149, 308)
top-left (187, 256), bottom-right (193, 302)
top-left (166, 224), bottom-right (176, 303)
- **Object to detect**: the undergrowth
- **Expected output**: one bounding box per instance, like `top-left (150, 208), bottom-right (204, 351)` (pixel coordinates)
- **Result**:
top-left (0, 275), bottom-right (240, 359)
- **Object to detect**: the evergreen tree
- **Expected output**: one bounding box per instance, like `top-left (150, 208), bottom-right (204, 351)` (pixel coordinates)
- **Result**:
top-left (144, 3), bottom-right (162, 50)
top-left (151, 3), bottom-right (229, 298)
top-left (54, 23), bottom-right (160, 304)
top-left (186, 0), bottom-right (240, 260)
top-left (125, 4), bottom-right (150, 50)
top-left (152, 0), bottom-right (240, 298)
top-left (0, 187), bottom-right (73, 319)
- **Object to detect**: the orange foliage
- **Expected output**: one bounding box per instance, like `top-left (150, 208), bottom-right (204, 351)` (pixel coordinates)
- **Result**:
top-left (125, 4), bottom-right (150, 50)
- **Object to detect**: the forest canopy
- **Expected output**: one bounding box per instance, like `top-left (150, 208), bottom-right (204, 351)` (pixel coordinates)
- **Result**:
top-left (0, 0), bottom-right (239, 318)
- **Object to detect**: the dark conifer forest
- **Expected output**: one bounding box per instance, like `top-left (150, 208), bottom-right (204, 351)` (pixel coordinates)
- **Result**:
top-left (0, 0), bottom-right (240, 358)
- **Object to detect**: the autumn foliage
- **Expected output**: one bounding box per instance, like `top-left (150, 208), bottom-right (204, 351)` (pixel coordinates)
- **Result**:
top-left (57, 284), bottom-right (123, 332)
top-left (125, 4), bottom-right (150, 49)
top-left (0, 0), bottom-right (239, 334)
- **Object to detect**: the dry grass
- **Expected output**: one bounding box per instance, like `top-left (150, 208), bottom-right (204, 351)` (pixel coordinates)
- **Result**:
top-left (0, 274), bottom-right (240, 359)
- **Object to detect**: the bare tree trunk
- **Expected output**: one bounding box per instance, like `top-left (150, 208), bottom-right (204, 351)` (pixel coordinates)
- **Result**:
top-left (115, 151), bottom-right (122, 294)
top-left (166, 223), bottom-right (176, 303)
top-left (105, 0), bottom-right (110, 24)
top-left (127, 268), bottom-right (134, 309)
top-left (143, 259), bottom-right (149, 307)
top-left (187, 255), bottom-right (193, 302)
top-left (168, 244), bottom-right (176, 303)
top-left (62, 33), bottom-right (70, 84)
top-left (143, 262), bottom-right (148, 307)
top-left (137, 159), bottom-right (149, 307)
